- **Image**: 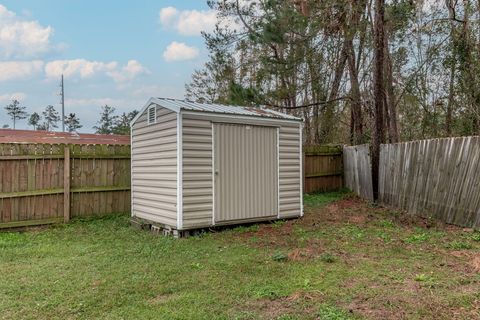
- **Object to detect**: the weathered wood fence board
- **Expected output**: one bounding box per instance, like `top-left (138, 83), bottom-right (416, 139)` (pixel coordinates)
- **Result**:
top-left (304, 145), bottom-right (343, 193)
top-left (379, 136), bottom-right (480, 229)
top-left (0, 143), bottom-right (131, 229)
top-left (343, 144), bottom-right (374, 201)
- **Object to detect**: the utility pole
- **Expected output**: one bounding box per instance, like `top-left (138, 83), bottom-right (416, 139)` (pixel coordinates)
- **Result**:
top-left (60, 74), bottom-right (65, 132)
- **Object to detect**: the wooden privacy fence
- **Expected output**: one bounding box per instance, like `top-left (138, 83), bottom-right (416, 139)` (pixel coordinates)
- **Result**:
top-left (343, 144), bottom-right (373, 201)
top-left (303, 145), bottom-right (343, 193)
top-left (379, 136), bottom-right (480, 229)
top-left (0, 143), bottom-right (131, 229)
top-left (343, 136), bottom-right (480, 229)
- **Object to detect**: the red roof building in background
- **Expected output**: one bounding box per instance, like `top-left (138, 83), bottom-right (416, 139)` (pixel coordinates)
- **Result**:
top-left (0, 129), bottom-right (130, 145)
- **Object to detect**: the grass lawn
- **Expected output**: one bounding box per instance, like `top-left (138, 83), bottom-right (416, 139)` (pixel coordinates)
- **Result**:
top-left (1, 192), bottom-right (479, 319)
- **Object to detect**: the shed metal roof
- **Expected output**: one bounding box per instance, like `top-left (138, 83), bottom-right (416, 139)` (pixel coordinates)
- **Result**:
top-left (132, 97), bottom-right (302, 125)
top-left (0, 129), bottom-right (130, 145)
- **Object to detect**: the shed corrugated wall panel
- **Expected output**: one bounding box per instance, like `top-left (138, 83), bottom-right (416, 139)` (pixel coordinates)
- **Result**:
top-left (181, 112), bottom-right (302, 229)
top-left (132, 107), bottom-right (177, 227)
top-left (181, 114), bottom-right (213, 228)
top-left (278, 123), bottom-right (302, 218)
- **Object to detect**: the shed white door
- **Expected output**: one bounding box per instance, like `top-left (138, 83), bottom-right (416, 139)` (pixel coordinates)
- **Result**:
top-left (213, 123), bottom-right (278, 223)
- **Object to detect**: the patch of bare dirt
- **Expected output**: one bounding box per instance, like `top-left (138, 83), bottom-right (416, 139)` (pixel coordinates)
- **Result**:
top-left (242, 291), bottom-right (322, 319)
top-left (344, 280), bottom-right (474, 320)
top-left (148, 293), bottom-right (176, 305)
top-left (447, 250), bottom-right (480, 274)
top-left (472, 255), bottom-right (480, 273)
top-left (288, 247), bottom-right (319, 261)
top-left (345, 297), bottom-right (407, 320)
top-left (232, 196), bottom-right (467, 255)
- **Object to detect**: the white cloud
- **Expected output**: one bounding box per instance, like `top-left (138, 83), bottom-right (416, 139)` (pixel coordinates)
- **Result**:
top-left (44, 59), bottom-right (117, 79)
top-left (44, 59), bottom-right (149, 83)
top-left (176, 10), bottom-right (217, 36)
top-left (163, 41), bottom-right (199, 62)
top-left (159, 7), bottom-right (179, 26)
top-left (0, 4), bottom-right (54, 58)
top-left (0, 92), bottom-right (26, 104)
top-left (0, 60), bottom-right (44, 81)
top-left (159, 7), bottom-right (217, 36)
top-left (107, 60), bottom-right (149, 83)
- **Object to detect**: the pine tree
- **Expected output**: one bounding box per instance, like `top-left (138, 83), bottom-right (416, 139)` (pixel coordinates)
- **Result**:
top-left (42, 105), bottom-right (60, 131)
top-left (5, 100), bottom-right (28, 129)
top-left (112, 110), bottom-right (138, 135)
top-left (93, 105), bottom-right (117, 134)
top-left (28, 112), bottom-right (41, 130)
top-left (64, 113), bottom-right (82, 132)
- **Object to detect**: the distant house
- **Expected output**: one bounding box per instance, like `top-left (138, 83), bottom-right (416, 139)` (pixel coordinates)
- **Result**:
top-left (0, 129), bottom-right (130, 145)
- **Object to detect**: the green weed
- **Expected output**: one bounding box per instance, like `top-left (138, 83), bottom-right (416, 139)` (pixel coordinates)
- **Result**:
top-left (317, 304), bottom-right (352, 320)
top-left (405, 232), bottom-right (429, 244)
top-left (340, 225), bottom-right (364, 239)
top-left (272, 251), bottom-right (289, 262)
top-left (273, 220), bottom-right (286, 228)
top-left (251, 287), bottom-right (282, 300)
top-left (446, 241), bottom-right (473, 250)
top-left (377, 231), bottom-right (392, 243)
top-left (470, 232), bottom-right (480, 242)
top-left (320, 253), bottom-right (336, 263)
top-left (376, 219), bottom-right (396, 229)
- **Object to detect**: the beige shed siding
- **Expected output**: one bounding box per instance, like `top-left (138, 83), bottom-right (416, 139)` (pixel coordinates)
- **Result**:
top-left (278, 123), bottom-right (302, 218)
top-left (181, 111), bottom-right (302, 228)
top-left (131, 106), bottom-right (177, 227)
top-left (181, 115), bottom-right (213, 228)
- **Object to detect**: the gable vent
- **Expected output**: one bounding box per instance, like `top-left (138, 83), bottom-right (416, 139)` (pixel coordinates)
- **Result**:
top-left (147, 106), bottom-right (156, 125)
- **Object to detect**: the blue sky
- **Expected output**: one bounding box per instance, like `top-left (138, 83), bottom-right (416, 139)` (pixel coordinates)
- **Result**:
top-left (0, 1), bottom-right (215, 131)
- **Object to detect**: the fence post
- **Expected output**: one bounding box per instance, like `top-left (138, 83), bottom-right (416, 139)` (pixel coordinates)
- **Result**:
top-left (64, 146), bottom-right (70, 223)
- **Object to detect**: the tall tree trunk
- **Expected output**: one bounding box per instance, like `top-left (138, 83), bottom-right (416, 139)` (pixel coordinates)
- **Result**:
top-left (445, 0), bottom-right (458, 136)
top-left (446, 60), bottom-right (455, 136)
top-left (346, 40), bottom-right (364, 144)
top-left (318, 42), bottom-right (348, 144)
top-left (372, 0), bottom-right (386, 200)
top-left (350, 108), bottom-right (355, 144)
top-left (458, 0), bottom-right (480, 134)
top-left (384, 36), bottom-right (399, 143)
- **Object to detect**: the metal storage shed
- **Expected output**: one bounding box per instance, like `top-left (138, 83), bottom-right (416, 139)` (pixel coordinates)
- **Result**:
top-left (130, 97), bottom-right (303, 233)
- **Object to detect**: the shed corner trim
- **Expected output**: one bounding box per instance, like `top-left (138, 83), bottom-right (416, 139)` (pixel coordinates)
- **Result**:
top-left (300, 123), bottom-right (304, 217)
top-left (176, 111), bottom-right (183, 230)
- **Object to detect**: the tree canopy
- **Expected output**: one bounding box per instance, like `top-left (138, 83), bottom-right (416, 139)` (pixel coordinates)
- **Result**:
top-left (64, 113), bottom-right (82, 132)
top-left (42, 105), bottom-right (60, 131)
top-left (186, 0), bottom-right (480, 144)
top-left (4, 100), bottom-right (28, 129)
